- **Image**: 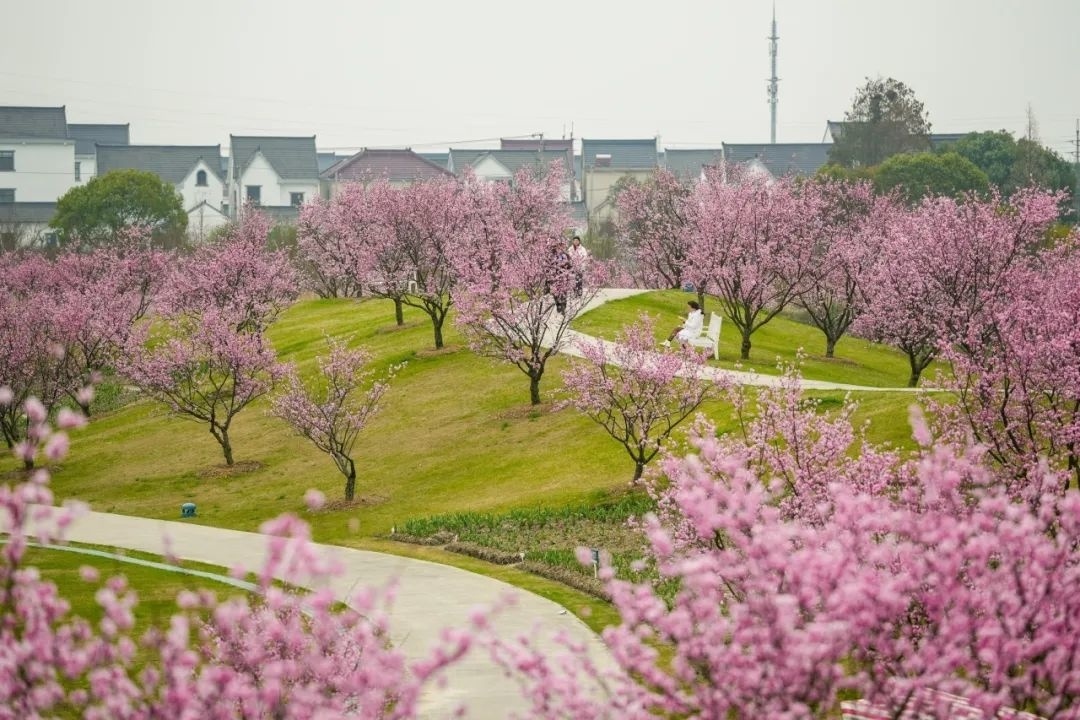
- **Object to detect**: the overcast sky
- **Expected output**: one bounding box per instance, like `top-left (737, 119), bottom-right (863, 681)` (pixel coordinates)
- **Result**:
top-left (2, 0), bottom-right (1078, 157)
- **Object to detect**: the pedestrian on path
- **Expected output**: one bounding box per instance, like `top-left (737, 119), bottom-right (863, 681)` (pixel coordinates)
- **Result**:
top-left (568, 235), bottom-right (589, 297)
top-left (663, 300), bottom-right (703, 347)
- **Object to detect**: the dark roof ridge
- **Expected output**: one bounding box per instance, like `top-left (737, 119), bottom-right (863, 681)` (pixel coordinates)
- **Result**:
top-left (230, 134), bottom-right (316, 140)
top-left (97, 143), bottom-right (220, 149)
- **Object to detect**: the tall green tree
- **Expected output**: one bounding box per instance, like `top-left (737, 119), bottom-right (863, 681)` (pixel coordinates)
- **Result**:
top-left (947, 131), bottom-right (1075, 199)
top-left (829, 77), bottom-right (932, 168)
top-left (1011, 138), bottom-right (1074, 197)
top-left (946, 131), bottom-right (1016, 189)
top-left (874, 152), bottom-right (990, 204)
top-left (51, 169), bottom-right (187, 248)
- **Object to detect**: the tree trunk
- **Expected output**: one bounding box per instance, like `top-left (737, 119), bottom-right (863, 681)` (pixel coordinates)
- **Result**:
top-left (907, 355), bottom-right (922, 388)
top-left (79, 400), bottom-right (92, 418)
top-left (214, 426), bottom-right (234, 466)
top-left (825, 336), bottom-right (837, 359)
top-left (432, 320), bottom-right (444, 349)
top-left (740, 330), bottom-right (752, 360)
top-left (344, 462), bottom-right (356, 502)
top-left (23, 457), bottom-right (34, 471)
top-left (394, 297), bottom-right (404, 326)
top-left (529, 374), bottom-right (542, 406)
top-left (632, 460), bottom-right (645, 483)
top-left (696, 287), bottom-right (707, 315)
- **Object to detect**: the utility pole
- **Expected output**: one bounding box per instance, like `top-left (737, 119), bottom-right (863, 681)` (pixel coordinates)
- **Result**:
top-left (1073, 119), bottom-right (1079, 166)
top-left (767, 3), bottom-right (779, 144)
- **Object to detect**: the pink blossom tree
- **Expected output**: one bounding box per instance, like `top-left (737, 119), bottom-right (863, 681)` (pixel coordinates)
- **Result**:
top-left (687, 166), bottom-right (821, 360)
top-left (271, 336), bottom-right (398, 501)
top-left (452, 168), bottom-right (600, 406)
top-left (933, 244), bottom-right (1080, 490)
top-left (162, 208), bottom-right (298, 333)
top-left (855, 188), bottom-right (1061, 386)
top-left (615, 168), bottom-right (699, 296)
top-left (296, 196), bottom-right (365, 298)
top-left (561, 314), bottom-right (719, 481)
top-left (343, 182), bottom-right (415, 327)
top-left (795, 180), bottom-right (893, 358)
top-left (356, 180), bottom-right (466, 349)
top-left (122, 310), bottom-right (285, 466)
top-left (0, 258), bottom-right (82, 463)
top-left (49, 241), bottom-right (169, 415)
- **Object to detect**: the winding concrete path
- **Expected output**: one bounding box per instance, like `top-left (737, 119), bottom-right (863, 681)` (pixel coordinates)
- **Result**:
top-left (32, 508), bottom-right (613, 719)
top-left (27, 290), bottom-right (924, 717)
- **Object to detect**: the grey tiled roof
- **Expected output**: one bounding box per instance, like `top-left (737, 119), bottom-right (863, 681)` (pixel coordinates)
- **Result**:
top-left (446, 149), bottom-right (487, 173)
top-left (317, 152), bottom-right (347, 173)
top-left (664, 148), bottom-right (723, 179)
top-left (0, 106), bottom-right (68, 139)
top-left (450, 149), bottom-right (570, 176)
top-left (501, 138), bottom-right (573, 152)
top-left (722, 143), bottom-right (832, 177)
top-left (0, 201), bottom-right (57, 223)
top-left (417, 152), bottom-right (449, 169)
top-left (231, 136), bottom-right (319, 180)
top-left (321, 148), bottom-right (454, 183)
top-left (581, 138), bottom-right (658, 169)
top-left (67, 123), bottom-right (129, 155)
top-left (96, 145), bottom-right (223, 184)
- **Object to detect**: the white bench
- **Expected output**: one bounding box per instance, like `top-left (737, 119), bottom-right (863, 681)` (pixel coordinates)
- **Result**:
top-left (687, 312), bottom-right (722, 360)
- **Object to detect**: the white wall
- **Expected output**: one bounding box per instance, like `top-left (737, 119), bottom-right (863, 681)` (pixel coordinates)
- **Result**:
top-left (178, 160), bottom-right (225, 211)
top-left (473, 156), bottom-right (512, 181)
top-left (0, 140), bottom-right (76, 202)
top-left (187, 203), bottom-right (229, 243)
top-left (74, 154), bottom-right (96, 185)
top-left (278, 180), bottom-right (318, 206)
top-left (237, 152), bottom-right (280, 206)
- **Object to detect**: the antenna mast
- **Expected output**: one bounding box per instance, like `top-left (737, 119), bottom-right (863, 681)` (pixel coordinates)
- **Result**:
top-left (768, 3), bottom-right (779, 143)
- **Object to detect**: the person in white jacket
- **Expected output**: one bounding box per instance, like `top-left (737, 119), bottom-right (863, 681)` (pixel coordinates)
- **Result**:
top-left (663, 300), bottom-right (703, 347)
top-left (568, 235), bottom-right (589, 296)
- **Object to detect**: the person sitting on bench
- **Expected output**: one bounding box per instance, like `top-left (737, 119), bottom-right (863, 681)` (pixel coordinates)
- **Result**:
top-left (663, 300), bottom-right (703, 347)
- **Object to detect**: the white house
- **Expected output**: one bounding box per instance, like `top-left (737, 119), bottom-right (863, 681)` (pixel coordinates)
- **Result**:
top-left (227, 136), bottom-right (320, 220)
top-left (67, 123), bottom-right (130, 184)
top-left (96, 144), bottom-right (229, 241)
top-left (0, 106), bottom-right (76, 205)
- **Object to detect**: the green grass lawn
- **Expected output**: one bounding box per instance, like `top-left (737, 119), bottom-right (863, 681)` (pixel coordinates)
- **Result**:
top-left (573, 290), bottom-right (947, 388)
top-left (3, 292), bottom-right (929, 630)
top-left (25, 544), bottom-right (247, 628)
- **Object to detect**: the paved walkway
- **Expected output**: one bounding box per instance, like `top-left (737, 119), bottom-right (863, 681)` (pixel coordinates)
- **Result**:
top-left (32, 508), bottom-right (613, 719)
top-left (26, 289), bottom-right (924, 717)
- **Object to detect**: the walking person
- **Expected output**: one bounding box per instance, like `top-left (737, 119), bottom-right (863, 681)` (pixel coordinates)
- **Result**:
top-left (568, 235), bottom-right (589, 296)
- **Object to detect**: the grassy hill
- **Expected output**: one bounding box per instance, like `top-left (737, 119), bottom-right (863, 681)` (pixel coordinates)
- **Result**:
top-left (5, 292), bottom-right (931, 622)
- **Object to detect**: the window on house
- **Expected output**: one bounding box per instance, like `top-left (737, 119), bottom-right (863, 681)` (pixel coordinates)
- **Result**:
top-left (0, 189), bottom-right (14, 203)
top-left (290, 192), bottom-right (304, 206)
top-left (245, 185), bottom-right (261, 205)
top-left (74, 161), bottom-right (81, 181)
top-left (196, 170), bottom-right (208, 186)
top-left (0, 151), bottom-right (13, 172)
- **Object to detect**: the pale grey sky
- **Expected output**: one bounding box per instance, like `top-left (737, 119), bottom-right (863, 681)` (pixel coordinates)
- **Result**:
top-left (2, 0), bottom-right (1078, 157)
